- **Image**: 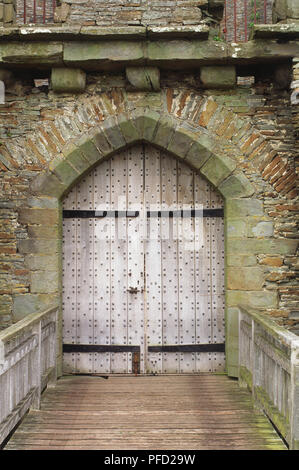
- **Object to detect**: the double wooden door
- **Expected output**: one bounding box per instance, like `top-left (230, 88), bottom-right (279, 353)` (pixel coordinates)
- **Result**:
top-left (62, 144), bottom-right (225, 374)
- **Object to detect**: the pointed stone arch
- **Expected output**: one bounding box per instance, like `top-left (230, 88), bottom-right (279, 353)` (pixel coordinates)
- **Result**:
top-left (31, 108), bottom-right (255, 201)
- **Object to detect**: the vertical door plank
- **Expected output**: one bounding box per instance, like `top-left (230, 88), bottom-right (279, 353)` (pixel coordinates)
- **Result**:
top-left (93, 161), bottom-right (111, 373)
top-left (75, 172), bottom-right (94, 373)
top-left (177, 161), bottom-right (196, 373)
top-left (210, 187), bottom-right (225, 372)
top-left (62, 187), bottom-right (77, 373)
top-left (110, 151), bottom-right (128, 373)
top-left (160, 152), bottom-right (179, 373)
top-left (144, 145), bottom-right (162, 374)
top-left (194, 175), bottom-right (212, 372)
top-left (127, 145), bottom-right (145, 373)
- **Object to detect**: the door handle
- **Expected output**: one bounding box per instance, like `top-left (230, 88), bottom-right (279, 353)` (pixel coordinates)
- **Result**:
top-left (127, 287), bottom-right (143, 294)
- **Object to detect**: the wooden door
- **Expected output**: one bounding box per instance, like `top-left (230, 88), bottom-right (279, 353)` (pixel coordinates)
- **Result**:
top-left (62, 144), bottom-right (225, 374)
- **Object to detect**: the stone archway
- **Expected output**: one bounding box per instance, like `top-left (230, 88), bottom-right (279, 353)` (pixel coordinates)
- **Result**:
top-left (12, 91), bottom-right (297, 378)
top-left (24, 106), bottom-right (277, 379)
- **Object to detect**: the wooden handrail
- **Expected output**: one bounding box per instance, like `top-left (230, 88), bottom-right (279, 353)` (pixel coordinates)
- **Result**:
top-left (238, 305), bottom-right (299, 450)
top-left (0, 306), bottom-right (58, 447)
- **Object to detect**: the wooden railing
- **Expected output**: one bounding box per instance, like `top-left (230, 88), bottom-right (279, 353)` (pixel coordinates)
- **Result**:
top-left (239, 305), bottom-right (299, 450)
top-left (0, 306), bottom-right (58, 447)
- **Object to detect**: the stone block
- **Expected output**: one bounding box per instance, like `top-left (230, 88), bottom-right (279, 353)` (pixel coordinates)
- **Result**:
top-left (227, 219), bottom-right (247, 237)
top-left (102, 117), bottom-right (127, 149)
top-left (218, 173), bottom-right (255, 198)
top-left (76, 136), bottom-right (103, 164)
top-left (132, 109), bottom-right (160, 142)
top-left (27, 225), bottom-right (59, 239)
top-left (227, 290), bottom-right (278, 309)
top-left (92, 131), bottom-right (113, 157)
top-left (18, 239), bottom-right (61, 255)
top-left (185, 141), bottom-right (212, 169)
top-left (273, 0), bottom-right (299, 20)
top-left (63, 41), bottom-right (144, 67)
top-left (24, 254), bottom-right (59, 271)
top-left (51, 67), bottom-right (86, 93)
top-left (226, 307), bottom-right (240, 338)
top-left (117, 114), bottom-right (140, 144)
top-left (227, 267), bottom-right (265, 290)
top-left (50, 157), bottom-right (79, 187)
top-left (167, 127), bottom-right (197, 159)
top-left (3, 3), bottom-right (14, 23)
top-left (31, 270), bottom-right (59, 294)
top-left (63, 148), bottom-right (91, 175)
top-left (226, 198), bottom-right (264, 217)
top-left (248, 220), bottom-right (274, 238)
top-left (1, 43), bottom-right (63, 66)
top-left (27, 197), bottom-right (59, 209)
top-left (200, 153), bottom-right (236, 187)
top-left (152, 115), bottom-right (177, 149)
top-left (13, 293), bottom-right (59, 322)
top-left (200, 66), bottom-right (236, 89)
top-left (226, 254), bottom-right (257, 267)
top-left (227, 238), bottom-right (298, 256)
top-left (126, 66), bottom-right (160, 91)
top-left (30, 172), bottom-right (67, 199)
top-left (18, 208), bottom-right (59, 226)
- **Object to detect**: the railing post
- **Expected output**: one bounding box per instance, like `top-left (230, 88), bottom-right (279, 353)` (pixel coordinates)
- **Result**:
top-left (290, 341), bottom-right (299, 450)
top-left (251, 318), bottom-right (256, 403)
top-left (31, 320), bottom-right (42, 410)
top-left (48, 309), bottom-right (58, 388)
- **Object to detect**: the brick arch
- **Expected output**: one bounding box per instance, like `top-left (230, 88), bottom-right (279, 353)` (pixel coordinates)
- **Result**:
top-left (1, 89), bottom-right (295, 197)
top-left (31, 108), bottom-right (255, 201)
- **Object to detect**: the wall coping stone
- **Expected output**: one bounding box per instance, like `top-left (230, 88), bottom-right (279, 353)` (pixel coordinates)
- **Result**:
top-left (253, 23), bottom-right (299, 39)
top-left (0, 34), bottom-right (297, 70)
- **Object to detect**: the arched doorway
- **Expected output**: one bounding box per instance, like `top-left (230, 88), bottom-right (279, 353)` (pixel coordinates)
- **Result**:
top-left (62, 143), bottom-right (225, 375)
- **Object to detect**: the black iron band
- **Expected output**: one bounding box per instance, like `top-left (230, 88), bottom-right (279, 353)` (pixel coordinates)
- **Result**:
top-left (63, 344), bottom-right (140, 353)
top-left (63, 343), bottom-right (225, 354)
top-left (148, 343), bottom-right (225, 353)
top-left (63, 209), bottom-right (224, 219)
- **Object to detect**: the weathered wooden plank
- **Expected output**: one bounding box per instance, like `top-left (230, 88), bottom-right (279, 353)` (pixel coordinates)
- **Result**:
top-left (144, 146), bottom-right (162, 374)
top-left (93, 160), bottom-right (111, 374)
top-left (177, 161), bottom-right (195, 374)
top-left (161, 152), bottom-right (179, 373)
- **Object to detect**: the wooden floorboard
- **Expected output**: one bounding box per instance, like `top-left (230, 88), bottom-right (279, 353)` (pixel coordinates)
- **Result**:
top-left (4, 374), bottom-right (287, 450)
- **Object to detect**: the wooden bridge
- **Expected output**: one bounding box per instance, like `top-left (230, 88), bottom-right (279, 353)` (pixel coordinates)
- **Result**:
top-left (1, 306), bottom-right (299, 450)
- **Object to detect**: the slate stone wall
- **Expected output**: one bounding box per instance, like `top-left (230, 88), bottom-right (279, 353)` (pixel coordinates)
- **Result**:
top-left (15, 0), bottom-right (209, 26)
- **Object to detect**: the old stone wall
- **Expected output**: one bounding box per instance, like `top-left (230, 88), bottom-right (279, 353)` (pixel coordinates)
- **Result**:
top-left (16, 0), bottom-right (209, 26)
top-left (0, 66), bottom-right (297, 337)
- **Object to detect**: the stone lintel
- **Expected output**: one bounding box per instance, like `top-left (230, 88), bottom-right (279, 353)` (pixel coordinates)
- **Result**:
top-left (0, 38), bottom-right (297, 70)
